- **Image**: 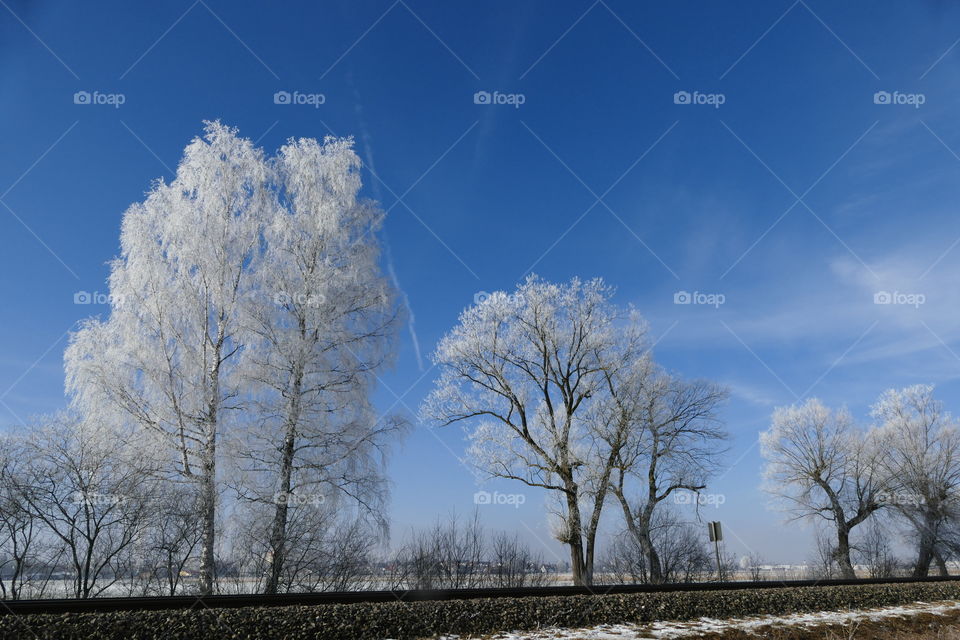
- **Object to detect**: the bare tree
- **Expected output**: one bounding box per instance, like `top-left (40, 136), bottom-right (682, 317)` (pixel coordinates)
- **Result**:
top-left (488, 531), bottom-right (547, 588)
top-left (603, 533), bottom-right (647, 584)
top-left (872, 384), bottom-right (960, 577)
top-left (806, 527), bottom-right (840, 579)
top-left (0, 446), bottom-right (53, 599)
top-left (135, 484), bottom-right (204, 595)
top-left (388, 511), bottom-right (487, 590)
top-left (597, 359), bottom-right (728, 584)
top-left (603, 508), bottom-right (712, 584)
top-left (387, 512), bottom-right (551, 590)
top-left (422, 277), bottom-right (647, 586)
top-left (853, 520), bottom-right (900, 579)
top-left (8, 414), bottom-right (158, 598)
top-left (744, 552), bottom-right (766, 581)
top-left (229, 497), bottom-right (374, 594)
top-left (760, 399), bottom-right (887, 579)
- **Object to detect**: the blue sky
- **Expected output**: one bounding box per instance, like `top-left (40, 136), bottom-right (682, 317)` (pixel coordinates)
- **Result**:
top-left (3, 0), bottom-right (960, 564)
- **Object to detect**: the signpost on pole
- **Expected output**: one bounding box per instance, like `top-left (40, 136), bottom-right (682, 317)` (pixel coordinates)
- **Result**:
top-left (708, 521), bottom-right (723, 581)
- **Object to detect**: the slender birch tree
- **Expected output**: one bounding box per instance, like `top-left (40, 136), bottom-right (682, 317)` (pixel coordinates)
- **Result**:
top-left (65, 121), bottom-right (271, 594)
top-left (235, 136), bottom-right (403, 594)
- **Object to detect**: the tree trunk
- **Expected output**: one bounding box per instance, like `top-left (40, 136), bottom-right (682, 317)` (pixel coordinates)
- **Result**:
top-left (835, 526), bottom-right (856, 579)
top-left (264, 429), bottom-right (295, 594)
top-left (197, 428), bottom-right (217, 596)
top-left (934, 549), bottom-right (950, 576)
top-left (563, 483), bottom-right (588, 586)
top-left (642, 437), bottom-right (663, 583)
top-left (567, 540), bottom-right (586, 586)
top-left (264, 407), bottom-right (300, 593)
top-left (582, 541), bottom-right (594, 586)
top-left (198, 346), bottom-right (222, 597)
top-left (583, 448), bottom-right (617, 587)
top-left (263, 351), bottom-right (305, 595)
top-left (641, 527), bottom-right (663, 584)
top-left (582, 495), bottom-right (602, 586)
top-left (613, 489), bottom-right (663, 584)
top-left (913, 514), bottom-right (937, 578)
top-left (635, 507), bottom-right (663, 584)
top-left (914, 544), bottom-right (933, 577)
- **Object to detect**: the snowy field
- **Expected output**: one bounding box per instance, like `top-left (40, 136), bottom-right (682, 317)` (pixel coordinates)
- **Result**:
top-left (424, 600), bottom-right (960, 639)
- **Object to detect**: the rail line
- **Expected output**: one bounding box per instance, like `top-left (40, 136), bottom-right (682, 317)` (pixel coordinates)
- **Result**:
top-left (2, 575), bottom-right (959, 615)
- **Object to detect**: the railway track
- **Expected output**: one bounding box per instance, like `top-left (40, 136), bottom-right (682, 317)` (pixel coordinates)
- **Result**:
top-left (2, 575), bottom-right (959, 615)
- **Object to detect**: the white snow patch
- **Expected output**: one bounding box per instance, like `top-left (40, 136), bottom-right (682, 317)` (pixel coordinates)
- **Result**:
top-left (418, 599), bottom-right (960, 639)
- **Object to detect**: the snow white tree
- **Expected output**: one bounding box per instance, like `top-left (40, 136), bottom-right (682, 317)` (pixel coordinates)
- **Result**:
top-left (760, 398), bottom-right (887, 579)
top-left (872, 385), bottom-right (960, 577)
top-left (233, 136), bottom-right (403, 594)
top-left (65, 122), bottom-right (271, 595)
top-left (422, 277), bottom-right (647, 586)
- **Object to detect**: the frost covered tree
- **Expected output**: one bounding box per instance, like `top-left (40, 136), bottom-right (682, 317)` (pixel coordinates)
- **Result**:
top-left (6, 413), bottom-right (158, 598)
top-left (234, 136), bottom-right (403, 594)
top-left (760, 399), bottom-right (887, 579)
top-left (65, 123), bottom-right (403, 596)
top-left (872, 385), bottom-right (960, 577)
top-left (0, 445), bottom-right (50, 599)
top-left (65, 122), bottom-right (272, 594)
top-left (598, 360), bottom-right (728, 584)
top-left (421, 277), bottom-right (648, 586)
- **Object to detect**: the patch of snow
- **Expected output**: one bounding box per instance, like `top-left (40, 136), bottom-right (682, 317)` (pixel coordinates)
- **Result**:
top-left (427, 599), bottom-right (960, 639)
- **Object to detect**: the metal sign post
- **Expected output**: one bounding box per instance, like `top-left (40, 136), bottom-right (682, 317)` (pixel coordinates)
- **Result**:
top-left (708, 521), bottom-right (723, 580)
